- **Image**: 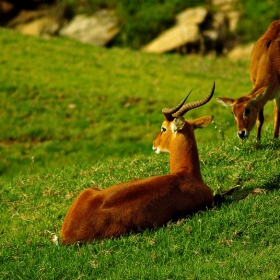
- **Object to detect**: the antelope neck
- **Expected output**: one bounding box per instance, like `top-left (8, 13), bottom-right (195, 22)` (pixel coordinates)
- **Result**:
top-left (169, 129), bottom-right (202, 179)
top-left (251, 86), bottom-right (271, 109)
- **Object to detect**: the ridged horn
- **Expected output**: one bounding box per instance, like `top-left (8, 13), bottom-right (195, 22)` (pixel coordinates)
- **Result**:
top-left (172, 82), bottom-right (215, 118)
top-left (162, 90), bottom-right (192, 121)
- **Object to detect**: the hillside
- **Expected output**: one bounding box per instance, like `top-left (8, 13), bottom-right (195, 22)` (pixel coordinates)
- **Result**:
top-left (0, 28), bottom-right (280, 279)
top-left (2, 27), bottom-right (273, 177)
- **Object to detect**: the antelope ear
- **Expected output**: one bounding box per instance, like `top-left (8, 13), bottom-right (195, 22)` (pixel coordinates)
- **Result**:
top-left (192, 116), bottom-right (214, 129)
top-left (172, 116), bottom-right (185, 132)
top-left (216, 97), bottom-right (235, 107)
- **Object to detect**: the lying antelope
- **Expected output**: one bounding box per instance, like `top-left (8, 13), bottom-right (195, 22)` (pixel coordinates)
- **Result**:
top-left (60, 83), bottom-right (215, 244)
top-left (216, 20), bottom-right (280, 140)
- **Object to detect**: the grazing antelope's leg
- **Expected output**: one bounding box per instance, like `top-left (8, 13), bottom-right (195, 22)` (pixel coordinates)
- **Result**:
top-left (274, 97), bottom-right (280, 138)
top-left (256, 108), bottom-right (264, 141)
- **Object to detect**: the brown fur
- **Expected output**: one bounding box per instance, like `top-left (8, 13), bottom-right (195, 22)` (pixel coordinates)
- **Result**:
top-left (60, 112), bottom-right (214, 244)
top-left (217, 20), bottom-right (280, 140)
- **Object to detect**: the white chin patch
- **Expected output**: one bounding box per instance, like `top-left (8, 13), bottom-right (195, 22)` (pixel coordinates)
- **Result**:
top-left (152, 146), bottom-right (161, 154)
top-left (153, 147), bottom-right (169, 154)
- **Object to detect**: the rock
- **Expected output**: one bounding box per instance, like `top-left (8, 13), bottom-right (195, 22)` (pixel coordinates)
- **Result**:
top-left (59, 10), bottom-right (119, 46)
top-left (14, 17), bottom-right (59, 37)
top-left (1, 1), bottom-right (243, 56)
top-left (175, 6), bottom-right (208, 25)
top-left (142, 3), bottom-right (241, 55)
top-left (227, 43), bottom-right (254, 60)
top-left (142, 24), bottom-right (200, 53)
top-left (211, 0), bottom-right (240, 32)
top-left (142, 7), bottom-right (208, 54)
top-left (9, 10), bottom-right (43, 25)
top-left (212, 0), bottom-right (236, 12)
top-left (227, 10), bottom-right (240, 32)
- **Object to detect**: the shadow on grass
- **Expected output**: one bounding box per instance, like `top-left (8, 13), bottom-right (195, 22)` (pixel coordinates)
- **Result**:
top-left (256, 138), bottom-right (280, 150)
top-left (214, 172), bottom-right (280, 206)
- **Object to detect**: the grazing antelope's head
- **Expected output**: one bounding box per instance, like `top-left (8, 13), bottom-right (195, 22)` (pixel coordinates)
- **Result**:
top-left (153, 83), bottom-right (215, 154)
top-left (216, 89), bottom-right (266, 140)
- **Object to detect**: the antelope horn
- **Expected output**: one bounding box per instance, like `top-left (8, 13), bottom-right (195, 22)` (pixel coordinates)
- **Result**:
top-left (172, 82), bottom-right (215, 118)
top-left (162, 90), bottom-right (192, 121)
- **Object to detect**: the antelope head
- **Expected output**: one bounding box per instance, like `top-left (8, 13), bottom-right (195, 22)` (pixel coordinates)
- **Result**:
top-left (216, 88), bottom-right (267, 140)
top-left (153, 83), bottom-right (215, 154)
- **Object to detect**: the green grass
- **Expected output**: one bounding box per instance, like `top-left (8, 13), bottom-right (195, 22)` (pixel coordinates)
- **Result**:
top-left (1, 133), bottom-right (279, 279)
top-left (0, 28), bottom-right (275, 178)
top-left (0, 28), bottom-right (279, 279)
top-left (236, 0), bottom-right (280, 43)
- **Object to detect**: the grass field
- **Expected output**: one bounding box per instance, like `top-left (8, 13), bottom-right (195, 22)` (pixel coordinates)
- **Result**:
top-left (0, 28), bottom-right (279, 279)
top-left (0, 28), bottom-right (276, 178)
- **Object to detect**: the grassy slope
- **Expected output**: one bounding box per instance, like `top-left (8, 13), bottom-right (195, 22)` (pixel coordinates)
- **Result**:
top-left (1, 27), bottom-right (274, 177)
top-left (1, 136), bottom-right (279, 279)
top-left (0, 28), bottom-right (279, 279)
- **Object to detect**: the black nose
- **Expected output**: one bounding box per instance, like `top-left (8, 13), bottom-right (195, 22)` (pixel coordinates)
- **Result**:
top-left (238, 130), bottom-right (246, 139)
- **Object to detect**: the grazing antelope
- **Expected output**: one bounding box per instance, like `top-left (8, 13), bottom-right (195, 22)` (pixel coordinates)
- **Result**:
top-left (60, 83), bottom-right (215, 244)
top-left (216, 20), bottom-right (280, 140)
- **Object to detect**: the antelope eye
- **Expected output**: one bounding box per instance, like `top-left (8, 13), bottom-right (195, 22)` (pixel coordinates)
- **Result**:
top-left (244, 108), bottom-right (251, 116)
top-left (161, 127), bottom-right (166, 132)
